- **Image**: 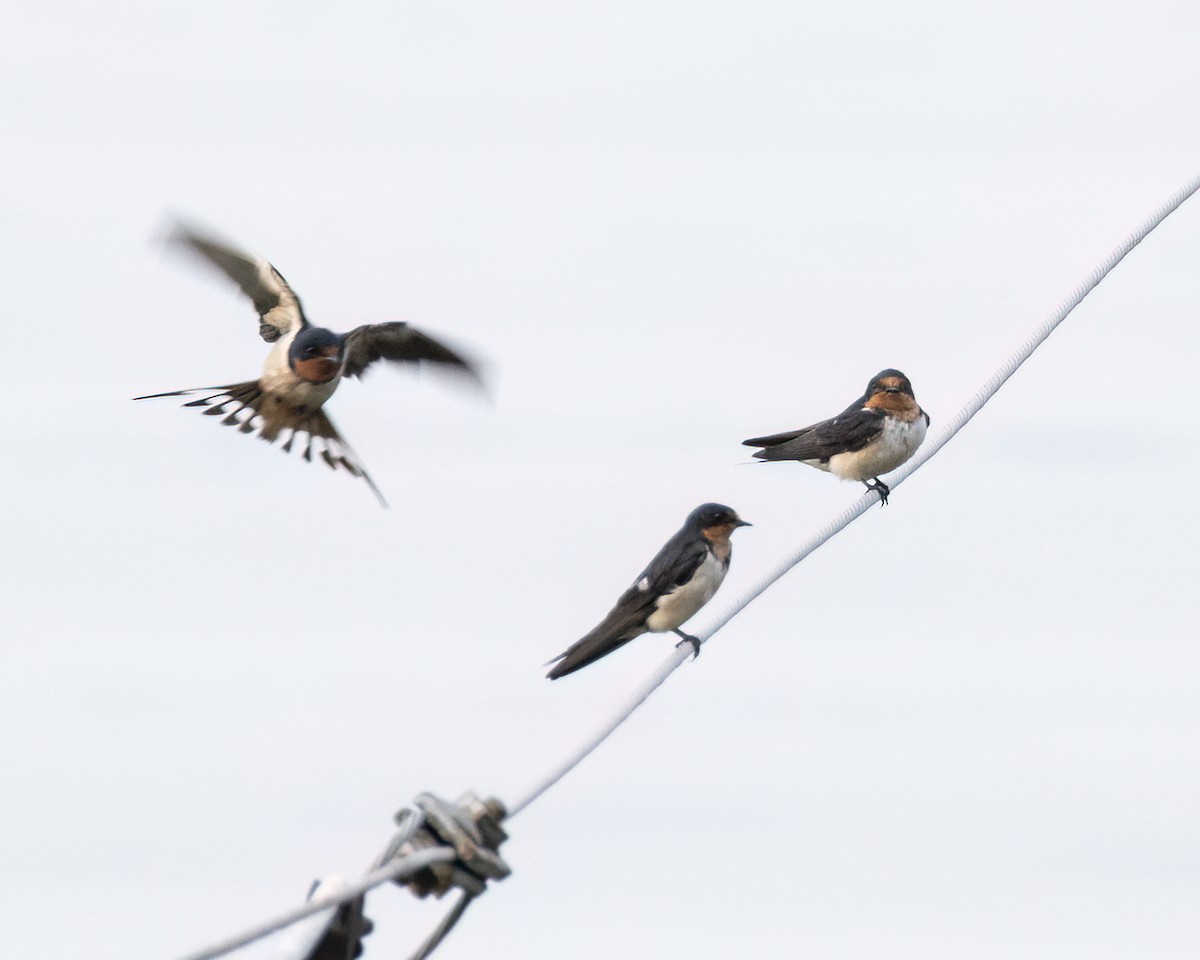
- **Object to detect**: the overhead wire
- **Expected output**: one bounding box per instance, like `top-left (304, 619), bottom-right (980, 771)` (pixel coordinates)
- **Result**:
top-left (172, 174), bottom-right (1200, 960)
top-left (504, 174), bottom-right (1200, 817)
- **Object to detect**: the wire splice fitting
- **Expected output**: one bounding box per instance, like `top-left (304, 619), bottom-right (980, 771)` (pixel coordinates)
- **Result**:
top-left (391, 792), bottom-right (510, 900)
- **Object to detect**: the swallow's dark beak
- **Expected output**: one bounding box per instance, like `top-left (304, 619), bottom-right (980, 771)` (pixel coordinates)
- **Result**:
top-left (735, 518), bottom-right (752, 528)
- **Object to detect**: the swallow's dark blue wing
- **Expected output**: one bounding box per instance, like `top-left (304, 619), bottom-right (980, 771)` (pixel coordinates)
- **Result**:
top-left (743, 403), bottom-right (886, 462)
top-left (545, 530), bottom-right (708, 679)
top-left (168, 222), bottom-right (307, 342)
top-left (341, 322), bottom-right (483, 386)
top-left (633, 529), bottom-right (710, 596)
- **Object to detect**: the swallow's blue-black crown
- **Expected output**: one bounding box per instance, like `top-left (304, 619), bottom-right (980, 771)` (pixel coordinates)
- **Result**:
top-left (866, 368), bottom-right (914, 395)
top-left (686, 503), bottom-right (745, 528)
top-left (289, 326), bottom-right (345, 360)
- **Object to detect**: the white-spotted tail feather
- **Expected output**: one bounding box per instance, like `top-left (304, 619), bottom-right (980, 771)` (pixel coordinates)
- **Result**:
top-left (133, 383), bottom-right (387, 506)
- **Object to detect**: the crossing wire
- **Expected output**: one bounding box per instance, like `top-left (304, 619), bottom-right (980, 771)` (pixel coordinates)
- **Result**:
top-left (172, 175), bottom-right (1200, 960)
top-left (175, 847), bottom-right (456, 960)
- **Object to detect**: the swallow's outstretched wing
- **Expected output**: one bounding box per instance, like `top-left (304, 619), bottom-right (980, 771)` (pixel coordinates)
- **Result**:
top-left (743, 402), bottom-right (886, 462)
top-left (340, 321), bottom-right (483, 387)
top-left (134, 381), bottom-right (385, 505)
top-left (167, 223), bottom-right (307, 343)
top-left (546, 530), bottom-right (709, 679)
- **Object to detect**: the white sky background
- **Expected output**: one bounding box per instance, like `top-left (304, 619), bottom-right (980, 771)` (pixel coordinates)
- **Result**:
top-left (2, 1), bottom-right (1198, 957)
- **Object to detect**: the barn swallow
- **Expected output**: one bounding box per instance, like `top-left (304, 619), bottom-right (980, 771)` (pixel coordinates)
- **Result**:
top-left (742, 369), bottom-right (929, 505)
top-left (546, 503), bottom-right (750, 680)
top-left (135, 223), bottom-right (483, 506)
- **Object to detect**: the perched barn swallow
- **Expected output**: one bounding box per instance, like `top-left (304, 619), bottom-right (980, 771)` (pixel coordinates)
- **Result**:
top-left (546, 503), bottom-right (750, 680)
top-left (742, 369), bottom-right (929, 504)
top-left (135, 223), bottom-right (483, 505)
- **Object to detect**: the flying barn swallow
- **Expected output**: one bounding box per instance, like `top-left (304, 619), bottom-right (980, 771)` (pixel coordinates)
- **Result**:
top-left (546, 503), bottom-right (750, 680)
top-left (135, 223), bottom-right (483, 505)
top-left (742, 369), bottom-right (929, 504)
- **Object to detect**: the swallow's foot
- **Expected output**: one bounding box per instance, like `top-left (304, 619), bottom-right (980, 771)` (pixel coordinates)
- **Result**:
top-left (673, 630), bottom-right (701, 660)
top-left (259, 322), bottom-right (282, 343)
top-left (862, 478), bottom-right (890, 506)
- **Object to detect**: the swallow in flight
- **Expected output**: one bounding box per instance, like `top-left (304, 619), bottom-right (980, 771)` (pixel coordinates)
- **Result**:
top-left (135, 223), bottom-right (483, 505)
top-left (742, 369), bottom-right (929, 504)
top-left (546, 503), bottom-right (750, 680)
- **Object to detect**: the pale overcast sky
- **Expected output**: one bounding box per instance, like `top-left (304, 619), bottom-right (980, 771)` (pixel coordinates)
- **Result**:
top-left (2, 1), bottom-right (1198, 958)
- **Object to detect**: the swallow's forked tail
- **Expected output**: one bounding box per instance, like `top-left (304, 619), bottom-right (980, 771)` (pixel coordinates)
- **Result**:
top-left (741, 426), bottom-right (812, 459)
top-left (544, 624), bottom-right (640, 680)
top-left (134, 381), bottom-right (388, 507)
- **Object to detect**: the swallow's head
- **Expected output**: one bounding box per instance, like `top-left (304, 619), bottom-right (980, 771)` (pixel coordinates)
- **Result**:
top-left (863, 369), bottom-right (925, 419)
top-left (289, 327), bottom-right (346, 384)
top-left (865, 369), bottom-right (916, 399)
top-left (689, 503), bottom-right (752, 543)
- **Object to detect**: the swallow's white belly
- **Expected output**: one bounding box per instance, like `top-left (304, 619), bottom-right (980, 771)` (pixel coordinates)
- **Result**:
top-left (821, 416), bottom-right (927, 481)
top-left (645, 550), bottom-right (727, 633)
